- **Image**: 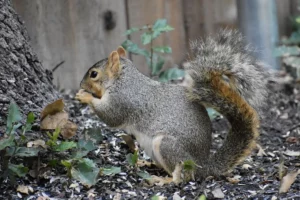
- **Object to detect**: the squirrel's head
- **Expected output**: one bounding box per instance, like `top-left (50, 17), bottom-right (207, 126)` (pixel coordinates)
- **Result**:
top-left (80, 46), bottom-right (126, 99)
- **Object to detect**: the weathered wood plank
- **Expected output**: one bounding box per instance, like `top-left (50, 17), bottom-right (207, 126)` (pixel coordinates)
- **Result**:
top-left (12, 0), bottom-right (127, 89)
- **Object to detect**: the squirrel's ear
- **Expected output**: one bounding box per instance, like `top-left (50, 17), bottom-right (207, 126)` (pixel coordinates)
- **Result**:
top-left (107, 51), bottom-right (121, 78)
top-left (117, 46), bottom-right (126, 57)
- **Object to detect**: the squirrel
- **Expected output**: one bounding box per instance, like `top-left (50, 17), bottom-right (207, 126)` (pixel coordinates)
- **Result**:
top-left (76, 30), bottom-right (269, 184)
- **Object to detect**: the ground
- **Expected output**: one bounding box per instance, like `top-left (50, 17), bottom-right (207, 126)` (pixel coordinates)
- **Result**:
top-left (0, 77), bottom-right (300, 200)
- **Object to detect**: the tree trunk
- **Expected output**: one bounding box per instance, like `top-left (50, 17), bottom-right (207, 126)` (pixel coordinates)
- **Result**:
top-left (0, 0), bottom-right (60, 130)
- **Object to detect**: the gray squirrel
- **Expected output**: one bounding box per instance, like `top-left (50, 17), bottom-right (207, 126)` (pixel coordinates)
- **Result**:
top-left (76, 30), bottom-right (269, 184)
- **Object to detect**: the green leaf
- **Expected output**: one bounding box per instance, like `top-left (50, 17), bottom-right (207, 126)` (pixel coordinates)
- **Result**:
top-left (49, 159), bottom-right (59, 167)
top-left (153, 46), bottom-right (172, 53)
top-left (54, 141), bottom-right (77, 152)
top-left (61, 160), bottom-right (72, 168)
top-left (151, 19), bottom-right (174, 40)
top-left (198, 194), bottom-right (207, 200)
top-left (159, 68), bottom-right (185, 82)
top-left (183, 160), bottom-right (196, 171)
top-left (137, 171), bottom-right (151, 180)
top-left (6, 147), bottom-right (39, 157)
top-left (273, 46), bottom-right (300, 57)
top-left (72, 139), bottom-right (96, 159)
top-left (8, 163), bottom-right (28, 177)
top-left (26, 112), bottom-right (35, 124)
top-left (0, 135), bottom-right (15, 150)
top-left (206, 108), bottom-right (221, 120)
top-left (6, 102), bottom-right (22, 134)
top-left (147, 54), bottom-right (165, 76)
top-left (101, 166), bottom-right (121, 176)
top-left (151, 195), bottom-right (161, 200)
top-left (52, 127), bottom-right (61, 142)
top-left (71, 158), bottom-right (100, 187)
top-left (126, 150), bottom-right (138, 166)
top-left (121, 40), bottom-right (149, 57)
top-left (84, 128), bottom-right (103, 144)
top-left (152, 19), bottom-right (167, 30)
top-left (125, 27), bottom-right (139, 35)
top-left (141, 32), bottom-right (152, 45)
top-left (78, 139), bottom-right (96, 151)
top-left (22, 112), bottom-right (35, 133)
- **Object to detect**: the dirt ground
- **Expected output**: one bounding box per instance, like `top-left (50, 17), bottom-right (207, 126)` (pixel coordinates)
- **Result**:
top-left (1, 76), bottom-right (300, 200)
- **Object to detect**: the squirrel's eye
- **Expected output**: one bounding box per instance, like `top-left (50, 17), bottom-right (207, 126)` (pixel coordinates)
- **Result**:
top-left (90, 71), bottom-right (98, 78)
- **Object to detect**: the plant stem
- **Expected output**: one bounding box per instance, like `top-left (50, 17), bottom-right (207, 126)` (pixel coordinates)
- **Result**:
top-left (149, 26), bottom-right (154, 77)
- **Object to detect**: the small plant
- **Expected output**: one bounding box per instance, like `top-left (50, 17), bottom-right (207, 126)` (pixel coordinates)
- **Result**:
top-left (182, 159), bottom-right (197, 181)
top-left (0, 102), bottom-right (36, 183)
top-left (122, 18), bottom-right (185, 82)
top-left (0, 102), bottom-right (121, 187)
top-left (274, 16), bottom-right (300, 79)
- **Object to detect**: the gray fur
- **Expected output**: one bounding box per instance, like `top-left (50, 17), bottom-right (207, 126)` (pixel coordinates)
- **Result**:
top-left (187, 29), bottom-right (269, 114)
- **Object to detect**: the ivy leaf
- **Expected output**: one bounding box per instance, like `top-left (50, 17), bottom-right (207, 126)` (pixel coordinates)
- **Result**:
top-left (6, 147), bottom-right (39, 157)
top-left (8, 163), bottom-right (28, 177)
top-left (159, 68), bottom-right (185, 82)
top-left (71, 158), bottom-right (100, 187)
top-left (0, 135), bottom-right (15, 150)
top-left (126, 150), bottom-right (138, 166)
top-left (151, 19), bottom-right (174, 40)
top-left (84, 128), bottom-right (103, 144)
top-left (101, 166), bottom-right (121, 176)
top-left (141, 32), bottom-right (152, 45)
top-left (122, 40), bottom-right (149, 57)
top-left (137, 171), bottom-right (151, 180)
top-left (153, 46), bottom-right (172, 53)
top-left (6, 102), bottom-right (22, 134)
top-left (72, 139), bottom-right (96, 159)
top-left (54, 141), bottom-right (77, 152)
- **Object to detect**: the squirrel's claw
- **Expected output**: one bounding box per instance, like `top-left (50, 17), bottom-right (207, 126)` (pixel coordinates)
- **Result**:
top-left (75, 89), bottom-right (93, 104)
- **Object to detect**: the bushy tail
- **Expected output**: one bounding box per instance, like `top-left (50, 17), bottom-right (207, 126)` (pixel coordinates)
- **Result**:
top-left (184, 29), bottom-right (269, 177)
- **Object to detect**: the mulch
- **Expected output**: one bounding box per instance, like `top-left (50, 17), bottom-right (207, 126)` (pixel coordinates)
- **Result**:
top-left (1, 75), bottom-right (300, 200)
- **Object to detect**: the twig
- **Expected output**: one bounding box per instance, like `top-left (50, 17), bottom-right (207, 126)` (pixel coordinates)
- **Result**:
top-left (52, 61), bottom-right (65, 73)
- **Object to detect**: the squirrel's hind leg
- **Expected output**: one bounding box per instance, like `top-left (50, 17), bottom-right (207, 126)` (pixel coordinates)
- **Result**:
top-left (150, 135), bottom-right (194, 185)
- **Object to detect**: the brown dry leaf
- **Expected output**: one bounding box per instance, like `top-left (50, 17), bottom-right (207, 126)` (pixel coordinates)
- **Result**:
top-left (283, 149), bottom-right (300, 157)
top-left (27, 139), bottom-right (47, 148)
top-left (256, 144), bottom-right (267, 157)
top-left (227, 175), bottom-right (241, 184)
top-left (17, 185), bottom-right (29, 194)
top-left (286, 137), bottom-right (299, 143)
top-left (40, 99), bottom-right (65, 120)
top-left (37, 196), bottom-right (49, 200)
top-left (40, 111), bottom-right (68, 130)
top-left (61, 121), bottom-right (78, 139)
top-left (279, 169), bottom-right (300, 193)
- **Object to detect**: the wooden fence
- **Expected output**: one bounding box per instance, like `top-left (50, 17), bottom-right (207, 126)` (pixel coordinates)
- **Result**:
top-left (12, 0), bottom-right (300, 89)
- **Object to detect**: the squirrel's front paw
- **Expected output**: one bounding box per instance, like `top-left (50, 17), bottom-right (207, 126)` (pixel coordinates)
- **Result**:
top-left (75, 89), bottom-right (93, 104)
